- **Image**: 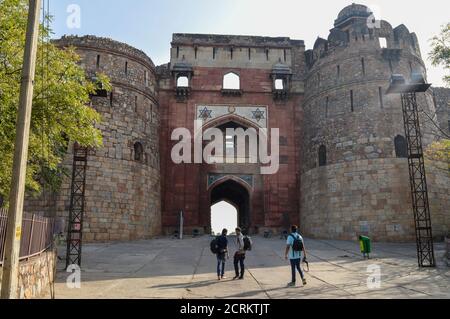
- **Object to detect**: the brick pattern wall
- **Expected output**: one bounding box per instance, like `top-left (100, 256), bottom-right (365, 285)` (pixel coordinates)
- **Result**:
top-left (159, 34), bottom-right (304, 234)
top-left (25, 36), bottom-right (162, 241)
top-left (301, 159), bottom-right (449, 242)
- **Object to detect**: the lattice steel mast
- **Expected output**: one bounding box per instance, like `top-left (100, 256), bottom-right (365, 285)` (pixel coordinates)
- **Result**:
top-left (66, 144), bottom-right (88, 268)
top-left (387, 74), bottom-right (436, 268)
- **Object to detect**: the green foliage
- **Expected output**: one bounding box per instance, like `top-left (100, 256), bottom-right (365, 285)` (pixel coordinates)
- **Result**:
top-left (0, 0), bottom-right (111, 202)
top-left (428, 24), bottom-right (450, 167)
top-left (430, 23), bottom-right (450, 87)
top-left (425, 139), bottom-right (450, 164)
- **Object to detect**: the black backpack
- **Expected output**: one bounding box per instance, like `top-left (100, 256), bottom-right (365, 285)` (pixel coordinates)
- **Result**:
top-left (290, 234), bottom-right (304, 252)
top-left (243, 236), bottom-right (252, 251)
top-left (210, 237), bottom-right (219, 254)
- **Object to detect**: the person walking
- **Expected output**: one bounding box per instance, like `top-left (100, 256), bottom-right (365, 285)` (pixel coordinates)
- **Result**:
top-left (233, 227), bottom-right (246, 280)
top-left (285, 225), bottom-right (307, 287)
top-left (217, 229), bottom-right (229, 280)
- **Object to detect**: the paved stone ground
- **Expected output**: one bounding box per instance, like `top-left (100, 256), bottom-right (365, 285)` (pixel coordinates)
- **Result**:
top-left (47, 236), bottom-right (450, 299)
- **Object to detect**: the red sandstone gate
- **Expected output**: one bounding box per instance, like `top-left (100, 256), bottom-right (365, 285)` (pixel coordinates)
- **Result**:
top-left (209, 177), bottom-right (251, 234)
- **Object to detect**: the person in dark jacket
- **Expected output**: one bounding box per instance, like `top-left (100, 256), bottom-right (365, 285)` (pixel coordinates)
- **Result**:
top-left (217, 229), bottom-right (229, 280)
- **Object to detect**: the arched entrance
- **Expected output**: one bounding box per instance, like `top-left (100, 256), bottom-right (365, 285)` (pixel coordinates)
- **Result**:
top-left (210, 179), bottom-right (251, 234)
top-left (211, 201), bottom-right (238, 235)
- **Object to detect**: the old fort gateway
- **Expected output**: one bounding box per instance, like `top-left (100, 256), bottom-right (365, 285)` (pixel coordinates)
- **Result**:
top-left (25, 3), bottom-right (450, 243)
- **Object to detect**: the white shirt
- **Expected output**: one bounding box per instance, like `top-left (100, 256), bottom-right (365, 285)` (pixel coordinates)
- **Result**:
top-left (286, 233), bottom-right (303, 260)
top-left (236, 234), bottom-right (245, 252)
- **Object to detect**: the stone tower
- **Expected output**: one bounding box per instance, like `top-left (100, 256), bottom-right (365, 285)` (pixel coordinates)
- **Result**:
top-left (26, 36), bottom-right (162, 241)
top-left (301, 4), bottom-right (449, 241)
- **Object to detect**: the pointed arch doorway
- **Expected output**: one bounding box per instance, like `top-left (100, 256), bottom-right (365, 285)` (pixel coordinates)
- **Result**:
top-left (210, 179), bottom-right (251, 235)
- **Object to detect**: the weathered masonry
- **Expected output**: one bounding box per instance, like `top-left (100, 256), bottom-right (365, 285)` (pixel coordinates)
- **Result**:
top-left (25, 4), bottom-right (450, 242)
top-left (25, 36), bottom-right (161, 242)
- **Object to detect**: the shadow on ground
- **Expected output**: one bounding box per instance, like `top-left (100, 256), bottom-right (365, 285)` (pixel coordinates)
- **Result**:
top-left (51, 236), bottom-right (450, 299)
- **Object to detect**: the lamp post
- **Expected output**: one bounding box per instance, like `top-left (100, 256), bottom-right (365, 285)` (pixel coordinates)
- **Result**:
top-left (387, 73), bottom-right (436, 268)
top-left (179, 210), bottom-right (184, 240)
top-left (1, 0), bottom-right (42, 299)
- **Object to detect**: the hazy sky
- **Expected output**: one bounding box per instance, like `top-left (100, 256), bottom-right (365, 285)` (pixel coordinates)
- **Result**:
top-left (49, 0), bottom-right (449, 87)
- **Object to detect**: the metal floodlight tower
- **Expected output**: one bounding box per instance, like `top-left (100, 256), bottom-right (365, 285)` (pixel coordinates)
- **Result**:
top-left (387, 73), bottom-right (436, 268)
top-left (66, 144), bottom-right (88, 268)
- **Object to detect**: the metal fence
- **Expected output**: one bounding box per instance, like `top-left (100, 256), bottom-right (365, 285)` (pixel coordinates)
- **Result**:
top-left (0, 208), bottom-right (55, 265)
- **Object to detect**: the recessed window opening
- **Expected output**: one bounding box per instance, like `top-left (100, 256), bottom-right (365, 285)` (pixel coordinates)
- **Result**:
top-left (225, 134), bottom-right (236, 157)
top-left (350, 90), bottom-right (354, 112)
top-left (394, 135), bottom-right (408, 158)
top-left (275, 79), bottom-right (284, 90)
top-left (319, 145), bottom-right (327, 167)
top-left (378, 87), bottom-right (384, 108)
top-left (216, 122), bottom-right (254, 163)
top-left (134, 142), bottom-right (144, 161)
top-left (177, 76), bottom-right (189, 88)
top-left (223, 72), bottom-right (240, 90)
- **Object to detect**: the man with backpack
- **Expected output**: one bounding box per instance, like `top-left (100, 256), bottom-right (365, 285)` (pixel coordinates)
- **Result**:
top-left (214, 229), bottom-right (229, 280)
top-left (285, 225), bottom-right (307, 287)
top-left (233, 227), bottom-right (247, 280)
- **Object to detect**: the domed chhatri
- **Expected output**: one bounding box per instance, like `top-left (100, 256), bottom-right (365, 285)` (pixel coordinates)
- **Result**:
top-left (272, 61), bottom-right (292, 75)
top-left (335, 3), bottom-right (372, 27)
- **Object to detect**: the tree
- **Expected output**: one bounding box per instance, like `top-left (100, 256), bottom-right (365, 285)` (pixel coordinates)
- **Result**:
top-left (425, 139), bottom-right (450, 162)
top-left (430, 23), bottom-right (450, 87)
top-left (0, 0), bottom-right (110, 203)
top-left (427, 23), bottom-right (450, 166)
